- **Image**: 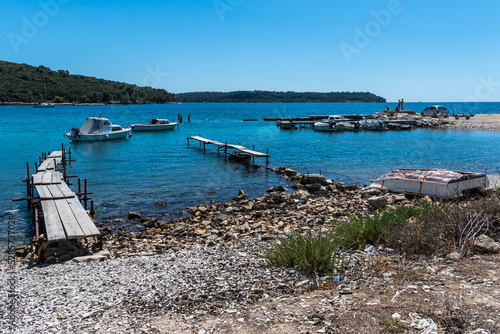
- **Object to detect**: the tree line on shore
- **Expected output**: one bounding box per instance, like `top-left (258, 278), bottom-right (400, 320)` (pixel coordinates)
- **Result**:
top-left (0, 61), bottom-right (177, 104)
top-left (176, 90), bottom-right (386, 103)
top-left (0, 61), bottom-right (386, 104)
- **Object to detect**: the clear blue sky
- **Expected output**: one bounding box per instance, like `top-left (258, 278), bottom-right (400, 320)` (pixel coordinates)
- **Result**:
top-left (2, 0), bottom-right (500, 102)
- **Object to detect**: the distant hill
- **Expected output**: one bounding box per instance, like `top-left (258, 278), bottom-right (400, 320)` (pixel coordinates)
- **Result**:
top-left (0, 61), bottom-right (176, 104)
top-left (176, 91), bottom-right (386, 103)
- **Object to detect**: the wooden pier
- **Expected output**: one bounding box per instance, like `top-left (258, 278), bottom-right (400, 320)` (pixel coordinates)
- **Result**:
top-left (187, 136), bottom-right (270, 166)
top-left (13, 146), bottom-right (100, 243)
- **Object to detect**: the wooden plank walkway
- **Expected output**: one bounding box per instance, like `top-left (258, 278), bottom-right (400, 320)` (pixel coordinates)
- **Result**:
top-left (188, 136), bottom-right (270, 158)
top-left (33, 152), bottom-right (100, 241)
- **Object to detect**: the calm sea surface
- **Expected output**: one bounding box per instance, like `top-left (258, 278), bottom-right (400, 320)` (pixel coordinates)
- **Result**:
top-left (1, 102), bottom-right (500, 250)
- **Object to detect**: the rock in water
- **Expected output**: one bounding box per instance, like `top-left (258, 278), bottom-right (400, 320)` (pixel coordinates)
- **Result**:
top-left (128, 211), bottom-right (142, 220)
top-left (301, 174), bottom-right (326, 185)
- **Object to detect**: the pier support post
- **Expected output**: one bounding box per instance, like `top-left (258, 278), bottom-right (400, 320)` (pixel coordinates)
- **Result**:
top-left (266, 149), bottom-right (269, 167)
top-left (26, 162), bottom-right (31, 209)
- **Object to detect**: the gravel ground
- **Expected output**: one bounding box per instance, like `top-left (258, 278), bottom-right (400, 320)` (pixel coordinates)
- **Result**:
top-left (1, 175), bottom-right (500, 333)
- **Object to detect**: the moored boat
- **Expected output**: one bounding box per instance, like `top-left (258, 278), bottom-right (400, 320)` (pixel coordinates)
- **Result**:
top-left (64, 117), bottom-right (130, 141)
top-left (313, 121), bottom-right (343, 132)
top-left (360, 119), bottom-right (386, 131)
top-left (387, 122), bottom-right (411, 131)
top-left (337, 121), bottom-right (360, 131)
top-left (131, 118), bottom-right (177, 131)
top-left (370, 169), bottom-right (488, 198)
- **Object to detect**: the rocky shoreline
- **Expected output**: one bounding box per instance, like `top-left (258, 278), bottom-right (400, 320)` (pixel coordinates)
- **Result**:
top-left (2, 169), bottom-right (500, 333)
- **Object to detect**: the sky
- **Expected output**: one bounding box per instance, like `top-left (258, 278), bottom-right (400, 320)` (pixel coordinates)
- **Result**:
top-left (1, 0), bottom-right (500, 102)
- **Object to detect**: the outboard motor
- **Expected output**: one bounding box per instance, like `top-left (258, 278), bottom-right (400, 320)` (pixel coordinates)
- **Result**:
top-left (71, 127), bottom-right (80, 138)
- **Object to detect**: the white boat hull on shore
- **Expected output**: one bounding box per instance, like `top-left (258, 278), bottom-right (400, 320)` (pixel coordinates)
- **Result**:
top-left (370, 169), bottom-right (488, 198)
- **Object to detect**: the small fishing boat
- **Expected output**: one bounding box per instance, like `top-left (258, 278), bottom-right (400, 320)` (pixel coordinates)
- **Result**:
top-left (313, 121), bottom-right (343, 132)
top-left (370, 169), bottom-right (488, 198)
top-left (64, 117), bottom-right (130, 141)
top-left (360, 119), bottom-right (386, 131)
top-left (337, 121), bottom-right (360, 131)
top-left (131, 118), bottom-right (177, 131)
top-left (387, 123), bottom-right (411, 131)
top-left (228, 153), bottom-right (252, 162)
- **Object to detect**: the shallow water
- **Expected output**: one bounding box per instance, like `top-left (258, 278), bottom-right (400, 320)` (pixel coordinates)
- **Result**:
top-left (1, 102), bottom-right (499, 249)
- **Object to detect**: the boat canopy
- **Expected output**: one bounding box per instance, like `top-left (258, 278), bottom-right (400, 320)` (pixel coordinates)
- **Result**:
top-left (80, 117), bottom-right (111, 134)
top-left (377, 169), bottom-right (486, 184)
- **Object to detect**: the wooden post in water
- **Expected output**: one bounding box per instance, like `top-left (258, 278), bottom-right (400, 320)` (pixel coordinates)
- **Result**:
top-left (224, 142), bottom-right (227, 160)
top-left (84, 179), bottom-right (88, 210)
top-left (26, 162), bottom-right (31, 209)
top-left (266, 149), bottom-right (269, 167)
top-left (187, 138), bottom-right (190, 147)
top-left (252, 145), bottom-right (255, 164)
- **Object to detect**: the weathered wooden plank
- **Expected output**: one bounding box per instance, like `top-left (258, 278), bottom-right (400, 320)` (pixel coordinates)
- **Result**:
top-left (42, 172), bottom-right (53, 185)
top-left (54, 199), bottom-right (85, 238)
top-left (67, 197), bottom-right (100, 236)
top-left (35, 185), bottom-right (53, 200)
top-left (56, 182), bottom-right (75, 199)
top-left (41, 200), bottom-right (66, 241)
top-left (51, 171), bottom-right (62, 184)
top-left (32, 173), bottom-right (44, 185)
top-left (47, 184), bottom-right (66, 199)
top-left (38, 158), bottom-right (56, 172)
top-left (48, 151), bottom-right (62, 159)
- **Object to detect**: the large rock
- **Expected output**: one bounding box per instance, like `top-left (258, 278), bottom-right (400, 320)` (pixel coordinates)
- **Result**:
top-left (305, 183), bottom-right (322, 193)
top-left (234, 189), bottom-right (246, 201)
top-left (474, 234), bottom-right (500, 253)
top-left (367, 195), bottom-right (389, 209)
top-left (128, 211), bottom-right (142, 220)
top-left (360, 188), bottom-right (383, 198)
top-left (301, 174), bottom-right (326, 185)
top-left (284, 168), bottom-right (297, 177)
top-left (266, 185), bottom-right (285, 193)
top-left (172, 224), bottom-right (190, 235)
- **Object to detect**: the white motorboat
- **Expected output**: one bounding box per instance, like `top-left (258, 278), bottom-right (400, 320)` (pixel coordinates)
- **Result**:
top-left (337, 121), bottom-right (360, 131)
top-left (64, 117), bottom-right (130, 141)
top-left (131, 118), bottom-right (177, 131)
top-left (360, 119), bottom-right (386, 131)
top-left (313, 121), bottom-right (344, 132)
top-left (370, 169), bottom-right (488, 198)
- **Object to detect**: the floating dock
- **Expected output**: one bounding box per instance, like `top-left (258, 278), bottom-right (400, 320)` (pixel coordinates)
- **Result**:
top-left (13, 146), bottom-right (100, 243)
top-left (187, 136), bottom-right (270, 166)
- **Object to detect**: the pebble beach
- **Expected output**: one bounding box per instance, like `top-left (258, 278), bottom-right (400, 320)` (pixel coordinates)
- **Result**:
top-left (2, 168), bottom-right (500, 333)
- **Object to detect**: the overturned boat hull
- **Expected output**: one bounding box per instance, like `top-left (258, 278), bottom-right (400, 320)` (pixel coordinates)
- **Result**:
top-left (370, 169), bottom-right (488, 198)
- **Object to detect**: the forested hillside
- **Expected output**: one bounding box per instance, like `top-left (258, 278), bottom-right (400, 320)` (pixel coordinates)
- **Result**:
top-left (0, 61), bottom-right (176, 104)
top-left (176, 90), bottom-right (386, 103)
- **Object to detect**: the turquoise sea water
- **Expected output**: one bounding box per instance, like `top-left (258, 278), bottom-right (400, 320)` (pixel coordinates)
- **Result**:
top-left (1, 102), bottom-right (500, 249)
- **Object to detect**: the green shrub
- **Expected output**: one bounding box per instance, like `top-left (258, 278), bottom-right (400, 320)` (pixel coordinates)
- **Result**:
top-left (335, 194), bottom-right (499, 256)
top-left (260, 230), bottom-right (340, 275)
